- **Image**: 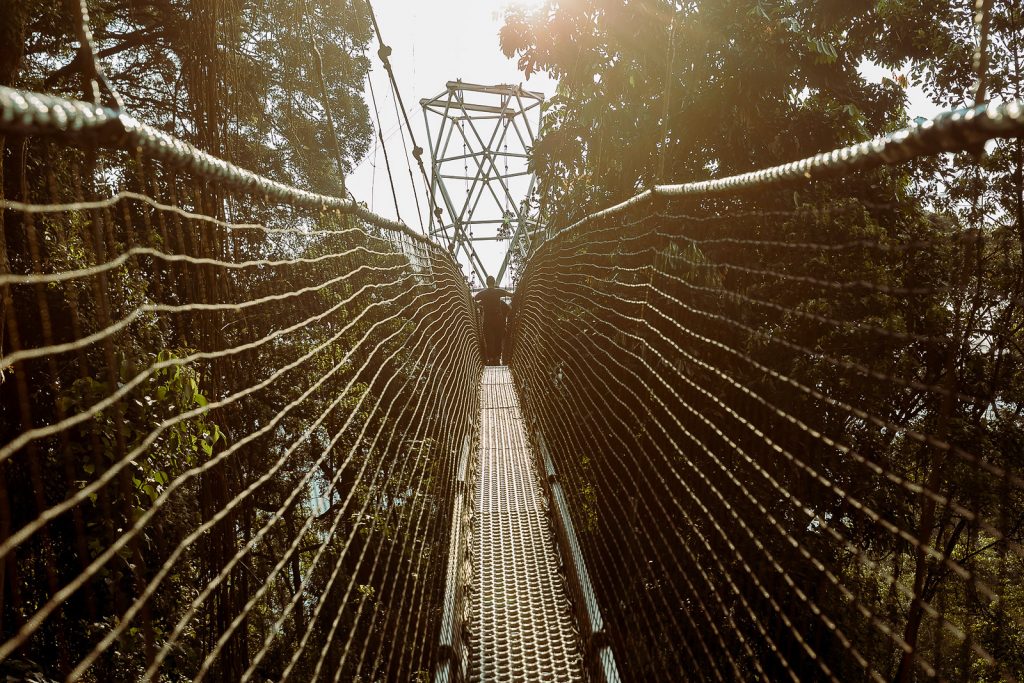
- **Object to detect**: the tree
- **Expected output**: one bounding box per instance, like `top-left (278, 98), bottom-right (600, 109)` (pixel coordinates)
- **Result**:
top-left (503, 1), bottom-right (1024, 680)
top-left (500, 0), bottom-right (906, 223)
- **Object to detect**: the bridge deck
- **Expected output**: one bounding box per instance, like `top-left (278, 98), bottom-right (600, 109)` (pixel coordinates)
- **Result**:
top-left (468, 367), bottom-right (584, 682)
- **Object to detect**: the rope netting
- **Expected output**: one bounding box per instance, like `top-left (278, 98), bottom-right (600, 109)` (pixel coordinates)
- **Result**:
top-left (510, 107), bottom-right (1024, 681)
top-left (6, 1), bottom-right (1024, 681)
top-left (0, 87), bottom-right (480, 681)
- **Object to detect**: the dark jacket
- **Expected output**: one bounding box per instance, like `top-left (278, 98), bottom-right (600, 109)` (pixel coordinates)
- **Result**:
top-left (474, 287), bottom-right (512, 325)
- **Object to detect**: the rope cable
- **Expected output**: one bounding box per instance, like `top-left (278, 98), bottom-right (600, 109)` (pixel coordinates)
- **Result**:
top-left (368, 75), bottom-right (402, 220)
top-left (363, 0), bottom-right (437, 232)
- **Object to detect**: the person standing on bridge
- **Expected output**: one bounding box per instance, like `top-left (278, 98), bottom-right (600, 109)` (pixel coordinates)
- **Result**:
top-left (498, 298), bottom-right (512, 365)
top-left (474, 276), bottom-right (512, 365)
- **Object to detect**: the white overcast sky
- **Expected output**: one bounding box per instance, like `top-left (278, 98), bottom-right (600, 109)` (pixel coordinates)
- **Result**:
top-left (347, 2), bottom-right (944, 280)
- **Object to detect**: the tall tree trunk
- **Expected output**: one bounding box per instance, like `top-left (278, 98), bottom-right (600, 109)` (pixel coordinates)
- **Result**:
top-left (0, 0), bottom-right (28, 639)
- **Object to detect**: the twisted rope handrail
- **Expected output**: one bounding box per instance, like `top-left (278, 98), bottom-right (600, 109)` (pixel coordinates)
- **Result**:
top-left (0, 85), bottom-right (422, 241)
top-left (553, 100), bottom-right (1024, 238)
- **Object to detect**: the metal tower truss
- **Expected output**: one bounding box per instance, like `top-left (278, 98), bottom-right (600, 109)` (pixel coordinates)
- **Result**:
top-left (421, 81), bottom-right (544, 287)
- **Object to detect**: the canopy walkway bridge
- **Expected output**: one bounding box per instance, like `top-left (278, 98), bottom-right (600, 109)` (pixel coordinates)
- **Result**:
top-left (2, 5), bottom-right (1024, 682)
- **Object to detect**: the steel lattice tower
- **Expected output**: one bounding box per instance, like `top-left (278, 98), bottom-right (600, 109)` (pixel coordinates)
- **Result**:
top-left (421, 80), bottom-right (544, 287)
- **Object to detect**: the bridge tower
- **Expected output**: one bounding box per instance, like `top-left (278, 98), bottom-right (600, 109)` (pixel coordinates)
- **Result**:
top-left (420, 80), bottom-right (544, 287)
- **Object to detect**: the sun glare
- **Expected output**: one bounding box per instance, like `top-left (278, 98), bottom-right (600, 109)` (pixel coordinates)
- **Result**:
top-left (492, 0), bottom-right (545, 13)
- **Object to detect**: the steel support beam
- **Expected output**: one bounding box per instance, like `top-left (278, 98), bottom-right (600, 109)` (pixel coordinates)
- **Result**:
top-left (422, 79), bottom-right (544, 288)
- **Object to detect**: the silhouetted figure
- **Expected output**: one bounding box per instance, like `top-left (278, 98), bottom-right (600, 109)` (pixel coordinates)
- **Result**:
top-left (498, 298), bottom-right (512, 365)
top-left (474, 275), bottom-right (512, 365)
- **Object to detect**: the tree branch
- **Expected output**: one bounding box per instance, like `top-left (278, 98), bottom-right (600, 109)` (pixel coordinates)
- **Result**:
top-left (43, 28), bottom-right (164, 87)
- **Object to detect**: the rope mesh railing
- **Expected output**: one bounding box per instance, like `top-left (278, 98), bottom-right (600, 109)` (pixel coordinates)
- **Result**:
top-left (7, 1), bottom-right (1024, 680)
top-left (510, 111), bottom-right (1024, 681)
top-left (0, 88), bottom-right (480, 681)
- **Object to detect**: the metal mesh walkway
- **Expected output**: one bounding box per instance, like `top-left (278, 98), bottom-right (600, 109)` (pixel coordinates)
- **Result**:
top-left (468, 367), bottom-right (585, 682)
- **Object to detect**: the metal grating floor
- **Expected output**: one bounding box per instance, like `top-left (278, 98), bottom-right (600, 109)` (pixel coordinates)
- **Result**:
top-left (468, 366), bottom-right (584, 682)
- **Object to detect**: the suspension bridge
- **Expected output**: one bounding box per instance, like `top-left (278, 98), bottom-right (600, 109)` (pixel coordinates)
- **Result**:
top-left (2, 2), bottom-right (1024, 682)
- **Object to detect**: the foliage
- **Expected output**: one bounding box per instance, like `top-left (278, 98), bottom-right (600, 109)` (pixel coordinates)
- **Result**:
top-left (504, 0), bottom-right (1024, 680)
top-left (500, 0), bottom-right (907, 224)
top-left (15, 0), bottom-right (373, 191)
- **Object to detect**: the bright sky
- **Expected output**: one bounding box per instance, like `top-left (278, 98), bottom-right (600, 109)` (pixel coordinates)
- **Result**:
top-left (347, 0), bottom-right (555, 283)
top-left (858, 60), bottom-right (945, 121)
